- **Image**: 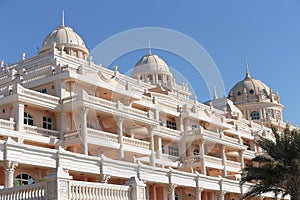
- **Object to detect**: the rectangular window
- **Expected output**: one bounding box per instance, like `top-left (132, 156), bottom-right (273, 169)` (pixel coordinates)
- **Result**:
top-left (37, 88), bottom-right (47, 93)
top-left (168, 146), bottom-right (179, 157)
top-left (43, 117), bottom-right (52, 130)
top-left (166, 120), bottom-right (176, 130)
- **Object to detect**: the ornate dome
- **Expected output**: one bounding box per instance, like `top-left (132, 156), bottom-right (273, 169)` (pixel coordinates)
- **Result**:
top-left (38, 15), bottom-right (89, 60)
top-left (131, 53), bottom-right (173, 85)
top-left (228, 65), bottom-right (272, 104)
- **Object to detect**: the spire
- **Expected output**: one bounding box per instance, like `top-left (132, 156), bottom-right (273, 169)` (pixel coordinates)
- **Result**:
top-left (61, 10), bottom-right (65, 27)
top-left (148, 40), bottom-right (152, 55)
top-left (245, 58), bottom-right (251, 78)
top-left (213, 86), bottom-right (218, 100)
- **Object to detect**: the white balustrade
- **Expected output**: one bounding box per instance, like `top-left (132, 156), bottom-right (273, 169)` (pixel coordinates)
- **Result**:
top-left (0, 182), bottom-right (45, 199)
top-left (69, 180), bottom-right (131, 200)
top-left (87, 128), bottom-right (118, 143)
top-left (123, 137), bottom-right (150, 149)
top-left (17, 86), bottom-right (60, 104)
top-left (0, 119), bottom-right (15, 130)
top-left (24, 125), bottom-right (60, 138)
top-left (204, 155), bottom-right (223, 165)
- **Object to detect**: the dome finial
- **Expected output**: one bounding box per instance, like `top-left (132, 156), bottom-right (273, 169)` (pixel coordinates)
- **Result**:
top-left (148, 40), bottom-right (152, 55)
top-left (62, 10), bottom-right (65, 27)
top-left (245, 57), bottom-right (251, 78)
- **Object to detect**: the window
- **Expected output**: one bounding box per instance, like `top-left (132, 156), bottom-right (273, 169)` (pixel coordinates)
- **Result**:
top-left (249, 89), bottom-right (254, 94)
top-left (43, 117), bottom-right (52, 129)
top-left (168, 146), bottom-right (179, 157)
top-left (237, 91), bottom-right (242, 96)
top-left (250, 111), bottom-right (260, 120)
top-left (266, 110), bottom-right (273, 119)
top-left (37, 88), bottom-right (47, 93)
top-left (162, 145), bottom-right (165, 154)
top-left (166, 120), bottom-right (176, 130)
top-left (191, 124), bottom-right (198, 130)
top-left (193, 149), bottom-right (199, 156)
top-left (262, 89), bottom-right (267, 95)
top-left (15, 174), bottom-right (35, 186)
top-left (24, 112), bottom-right (34, 125)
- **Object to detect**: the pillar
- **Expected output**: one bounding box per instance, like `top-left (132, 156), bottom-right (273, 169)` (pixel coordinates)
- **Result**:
top-left (3, 161), bottom-right (18, 188)
top-left (116, 117), bottom-right (124, 160)
top-left (195, 174), bottom-right (203, 200)
top-left (80, 106), bottom-right (88, 155)
top-left (168, 184), bottom-right (177, 200)
top-left (155, 136), bottom-right (162, 159)
top-left (13, 103), bottom-right (24, 131)
top-left (148, 126), bottom-right (155, 166)
top-left (217, 191), bottom-right (226, 200)
top-left (44, 167), bottom-right (73, 200)
top-left (70, 81), bottom-right (75, 96)
top-left (195, 187), bottom-right (203, 200)
top-left (55, 79), bottom-right (66, 98)
top-left (220, 145), bottom-right (227, 177)
top-left (239, 150), bottom-right (245, 170)
top-left (125, 176), bottom-right (146, 200)
top-left (56, 112), bottom-right (66, 139)
top-left (199, 140), bottom-right (206, 175)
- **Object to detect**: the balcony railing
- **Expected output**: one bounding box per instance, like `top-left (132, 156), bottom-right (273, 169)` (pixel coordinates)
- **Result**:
top-left (24, 125), bottom-right (60, 138)
top-left (0, 119), bottom-right (15, 130)
top-left (0, 182), bottom-right (45, 199)
top-left (70, 180), bottom-right (131, 200)
top-left (64, 128), bottom-right (150, 150)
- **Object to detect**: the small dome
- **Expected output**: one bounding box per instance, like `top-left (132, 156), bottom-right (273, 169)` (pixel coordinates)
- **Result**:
top-left (39, 25), bottom-right (89, 59)
top-left (228, 66), bottom-right (272, 104)
top-left (131, 53), bottom-right (173, 85)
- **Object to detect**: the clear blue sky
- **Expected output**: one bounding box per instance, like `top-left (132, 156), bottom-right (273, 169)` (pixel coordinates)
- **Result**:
top-left (1, 1), bottom-right (300, 125)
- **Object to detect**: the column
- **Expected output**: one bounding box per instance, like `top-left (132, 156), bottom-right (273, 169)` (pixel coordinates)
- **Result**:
top-left (156, 136), bottom-right (162, 159)
top-left (168, 184), bottom-right (177, 200)
top-left (239, 150), bottom-right (245, 170)
top-left (220, 145), bottom-right (227, 177)
top-left (125, 176), bottom-right (146, 200)
top-left (116, 117), bottom-right (124, 160)
top-left (13, 103), bottom-right (24, 131)
top-left (56, 112), bottom-right (66, 139)
top-left (70, 81), bottom-right (75, 96)
top-left (199, 140), bottom-right (206, 175)
top-left (3, 161), bottom-right (18, 188)
top-left (153, 184), bottom-right (157, 200)
top-left (217, 191), bottom-right (226, 200)
top-left (195, 174), bottom-right (203, 200)
top-left (80, 106), bottom-right (88, 155)
top-left (148, 126), bottom-right (155, 166)
top-left (55, 79), bottom-right (66, 98)
top-left (195, 187), bottom-right (203, 200)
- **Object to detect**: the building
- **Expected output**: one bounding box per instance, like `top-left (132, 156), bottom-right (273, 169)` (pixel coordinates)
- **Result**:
top-left (0, 17), bottom-right (292, 200)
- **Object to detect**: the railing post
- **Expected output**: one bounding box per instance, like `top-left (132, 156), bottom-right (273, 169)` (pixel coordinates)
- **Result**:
top-left (44, 167), bottom-right (72, 200)
top-left (125, 176), bottom-right (146, 200)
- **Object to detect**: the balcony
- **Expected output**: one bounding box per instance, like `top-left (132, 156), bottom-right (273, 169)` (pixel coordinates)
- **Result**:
top-left (0, 84), bottom-right (60, 110)
top-left (24, 125), bottom-right (60, 138)
top-left (62, 91), bottom-right (156, 125)
top-left (64, 128), bottom-right (150, 154)
top-left (0, 119), bottom-right (14, 130)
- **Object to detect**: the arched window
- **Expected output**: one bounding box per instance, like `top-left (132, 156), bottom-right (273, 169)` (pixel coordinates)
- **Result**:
top-left (24, 112), bottom-right (34, 126)
top-left (250, 111), bottom-right (260, 120)
top-left (15, 174), bottom-right (35, 186)
top-left (193, 149), bottom-right (199, 156)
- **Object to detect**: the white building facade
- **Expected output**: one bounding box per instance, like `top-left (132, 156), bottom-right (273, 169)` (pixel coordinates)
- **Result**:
top-left (0, 19), bottom-right (291, 200)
